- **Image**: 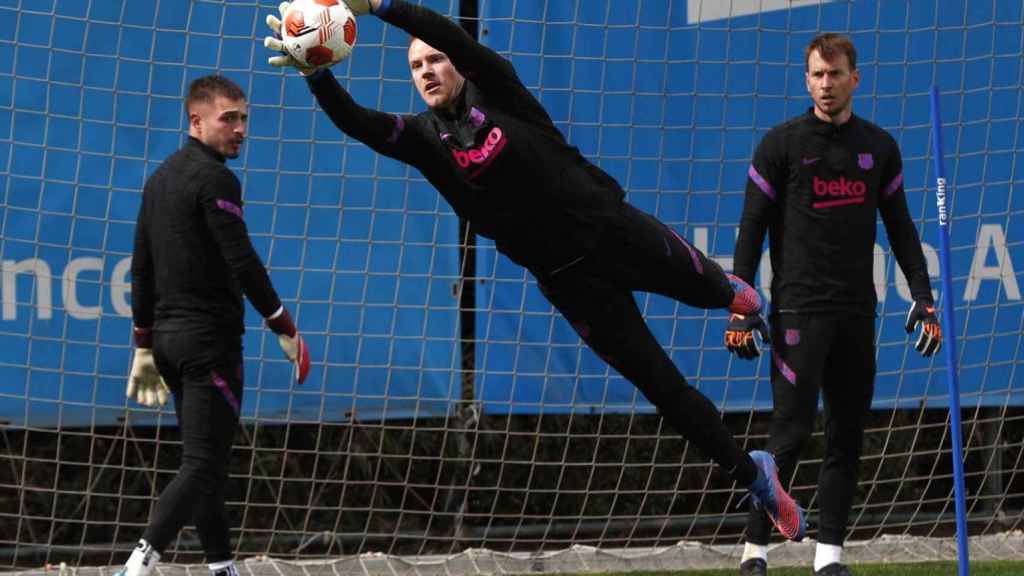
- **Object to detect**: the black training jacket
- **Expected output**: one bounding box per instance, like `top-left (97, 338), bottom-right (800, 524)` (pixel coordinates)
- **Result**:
top-left (306, 0), bottom-right (625, 275)
top-left (734, 109), bottom-right (933, 316)
top-left (131, 137), bottom-right (282, 335)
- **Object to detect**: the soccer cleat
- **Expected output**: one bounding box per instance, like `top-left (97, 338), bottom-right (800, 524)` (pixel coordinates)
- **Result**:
top-left (210, 562), bottom-right (240, 576)
top-left (814, 563), bottom-right (853, 576)
top-left (747, 450), bottom-right (807, 541)
top-left (739, 557), bottom-right (768, 576)
top-left (114, 539), bottom-right (160, 576)
top-left (727, 273), bottom-right (763, 316)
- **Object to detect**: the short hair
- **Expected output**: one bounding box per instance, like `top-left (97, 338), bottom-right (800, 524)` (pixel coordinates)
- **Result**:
top-left (186, 75), bottom-right (246, 113)
top-left (805, 33), bottom-right (857, 71)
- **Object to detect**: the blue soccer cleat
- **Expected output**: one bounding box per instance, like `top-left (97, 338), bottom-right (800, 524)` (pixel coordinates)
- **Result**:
top-left (748, 450), bottom-right (807, 541)
top-left (727, 273), bottom-right (763, 316)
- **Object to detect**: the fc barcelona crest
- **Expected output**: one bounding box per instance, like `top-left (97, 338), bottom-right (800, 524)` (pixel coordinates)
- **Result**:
top-left (858, 153), bottom-right (874, 170)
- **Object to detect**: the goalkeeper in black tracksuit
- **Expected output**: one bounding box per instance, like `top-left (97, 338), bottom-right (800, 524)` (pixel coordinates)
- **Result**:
top-left (261, 0), bottom-right (805, 541)
top-left (119, 75), bottom-right (309, 576)
top-left (727, 34), bottom-right (943, 576)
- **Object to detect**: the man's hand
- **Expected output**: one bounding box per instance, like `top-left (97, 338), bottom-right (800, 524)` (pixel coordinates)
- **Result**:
top-left (267, 307), bottom-right (311, 384)
top-left (127, 348), bottom-right (170, 407)
top-left (725, 313), bottom-right (770, 360)
top-left (905, 299), bottom-right (942, 357)
top-left (263, 2), bottom-right (319, 74)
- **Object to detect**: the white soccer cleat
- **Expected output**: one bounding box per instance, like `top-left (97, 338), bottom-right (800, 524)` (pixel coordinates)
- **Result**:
top-left (114, 539), bottom-right (160, 576)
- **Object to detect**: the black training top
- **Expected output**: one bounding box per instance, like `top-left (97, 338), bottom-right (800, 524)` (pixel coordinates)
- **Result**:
top-left (734, 109), bottom-right (933, 316)
top-left (131, 137), bottom-right (282, 335)
top-left (306, 0), bottom-right (625, 275)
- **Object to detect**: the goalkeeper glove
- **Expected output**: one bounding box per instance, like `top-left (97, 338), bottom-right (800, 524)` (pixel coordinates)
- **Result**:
top-left (263, 3), bottom-right (320, 75)
top-left (725, 313), bottom-right (770, 360)
top-left (905, 299), bottom-right (942, 357)
top-left (126, 327), bottom-right (170, 407)
top-left (266, 306), bottom-right (311, 384)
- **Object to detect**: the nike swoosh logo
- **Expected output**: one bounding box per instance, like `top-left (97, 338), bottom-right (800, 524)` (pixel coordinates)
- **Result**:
top-left (802, 156), bottom-right (821, 165)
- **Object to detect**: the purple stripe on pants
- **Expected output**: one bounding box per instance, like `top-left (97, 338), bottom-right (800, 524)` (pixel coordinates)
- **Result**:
top-left (211, 371), bottom-right (240, 416)
top-left (671, 229), bottom-right (704, 274)
top-left (773, 350), bottom-right (797, 386)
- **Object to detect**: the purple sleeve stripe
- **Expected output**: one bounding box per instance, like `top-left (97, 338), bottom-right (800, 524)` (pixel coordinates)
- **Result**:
top-left (216, 199), bottom-right (244, 219)
top-left (387, 115), bottom-right (405, 144)
top-left (883, 172), bottom-right (904, 198)
top-left (748, 164), bottom-right (776, 201)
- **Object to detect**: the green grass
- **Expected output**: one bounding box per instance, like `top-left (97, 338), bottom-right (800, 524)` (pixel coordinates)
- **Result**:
top-left (582, 562), bottom-right (1023, 576)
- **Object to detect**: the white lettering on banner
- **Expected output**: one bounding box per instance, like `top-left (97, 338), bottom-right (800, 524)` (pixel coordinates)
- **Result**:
top-left (111, 257), bottom-right (132, 317)
top-left (965, 224), bottom-right (1020, 301)
top-left (63, 257), bottom-right (103, 320)
top-left (3, 259), bottom-right (53, 319)
top-left (1, 222), bottom-right (1021, 321)
top-left (1, 256), bottom-right (132, 320)
top-left (693, 224), bottom-right (1019, 303)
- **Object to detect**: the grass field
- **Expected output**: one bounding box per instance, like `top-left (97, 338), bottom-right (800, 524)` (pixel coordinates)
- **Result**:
top-left (603, 562), bottom-right (1024, 575)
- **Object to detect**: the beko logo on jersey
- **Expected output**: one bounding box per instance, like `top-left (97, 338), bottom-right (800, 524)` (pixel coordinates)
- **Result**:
top-left (812, 175), bottom-right (866, 208)
top-left (451, 126), bottom-right (507, 173)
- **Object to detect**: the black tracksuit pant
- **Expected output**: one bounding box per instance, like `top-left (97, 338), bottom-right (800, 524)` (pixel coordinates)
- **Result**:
top-left (144, 330), bottom-right (244, 562)
top-left (535, 202), bottom-right (759, 486)
top-left (745, 313), bottom-right (876, 545)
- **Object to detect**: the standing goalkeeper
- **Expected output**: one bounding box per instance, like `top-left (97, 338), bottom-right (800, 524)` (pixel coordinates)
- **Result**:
top-left (119, 75), bottom-right (310, 576)
top-left (262, 0), bottom-right (806, 541)
top-left (727, 34), bottom-right (942, 576)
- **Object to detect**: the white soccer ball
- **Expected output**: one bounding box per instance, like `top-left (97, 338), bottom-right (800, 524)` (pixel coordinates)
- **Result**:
top-left (281, 0), bottom-right (357, 69)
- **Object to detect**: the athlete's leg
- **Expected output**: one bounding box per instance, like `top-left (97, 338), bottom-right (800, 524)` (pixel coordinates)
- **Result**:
top-left (536, 270), bottom-right (757, 484)
top-left (746, 314), bottom-right (829, 546)
top-left (144, 331), bottom-right (243, 562)
top-left (582, 202), bottom-right (738, 310)
top-left (817, 316), bottom-right (875, 546)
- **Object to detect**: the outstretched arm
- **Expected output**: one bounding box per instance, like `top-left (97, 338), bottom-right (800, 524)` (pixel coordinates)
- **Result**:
top-left (305, 68), bottom-right (424, 163)
top-left (372, 0), bottom-right (518, 88)
top-left (373, 0), bottom-right (551, 122)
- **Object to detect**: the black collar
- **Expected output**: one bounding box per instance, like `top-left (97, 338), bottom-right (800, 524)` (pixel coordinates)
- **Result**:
top-left (805, 107), bottom-right (858, 136)
top-left (187, 136), bottom-right (227, 164)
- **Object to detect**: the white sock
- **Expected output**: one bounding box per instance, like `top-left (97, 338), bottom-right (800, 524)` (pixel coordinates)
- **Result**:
top-left (124, 539), bottom-right (160, 576)
top-left (741, 542), bottom-right (768, 564)
top-left (208, 560), bottom-right (238, 576)
top-left (814, 543), bottom-right (842, 572)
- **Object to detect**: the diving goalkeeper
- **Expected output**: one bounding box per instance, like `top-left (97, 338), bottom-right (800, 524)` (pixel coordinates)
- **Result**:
top-left (263, 0), bottom-right (804, 541)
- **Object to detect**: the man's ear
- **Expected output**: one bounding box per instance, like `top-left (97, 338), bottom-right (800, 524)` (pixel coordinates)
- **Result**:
top-left (189, 111), bottom-right (202, 134)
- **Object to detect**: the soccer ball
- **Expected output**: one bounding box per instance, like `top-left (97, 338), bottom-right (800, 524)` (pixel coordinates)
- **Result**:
top-left (281, 0), bottom-right (357, 69)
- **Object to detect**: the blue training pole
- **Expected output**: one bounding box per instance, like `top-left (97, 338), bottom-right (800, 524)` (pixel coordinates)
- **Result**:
top-left (928, 85), bottom-right (970, 575)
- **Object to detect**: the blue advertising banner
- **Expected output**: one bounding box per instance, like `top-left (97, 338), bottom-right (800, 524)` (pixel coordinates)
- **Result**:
top-left (0, 0), bottom-right (1020, 428)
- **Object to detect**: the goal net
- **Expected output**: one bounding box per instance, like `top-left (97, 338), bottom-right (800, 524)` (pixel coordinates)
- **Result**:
top-left (0, 0), bottom-right (1022, 572)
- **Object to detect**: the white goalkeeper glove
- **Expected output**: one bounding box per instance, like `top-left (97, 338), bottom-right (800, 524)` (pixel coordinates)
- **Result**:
top-left (127, 348), bottom-right (170, 407)
top-left (266, 306), bottom-right (311, 384)
top-left (263, 3), bottom-right (320, 75)
top-left (263, 0), bottom-right (374, 73)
